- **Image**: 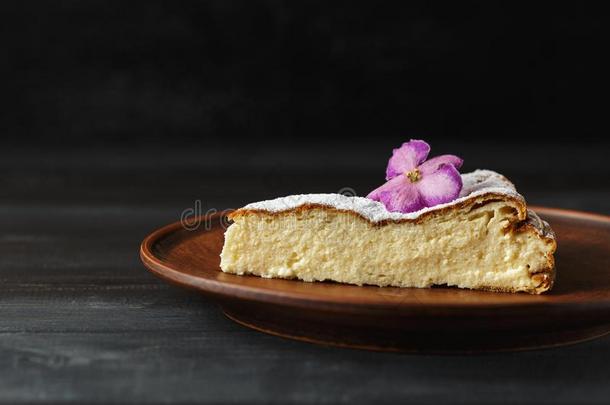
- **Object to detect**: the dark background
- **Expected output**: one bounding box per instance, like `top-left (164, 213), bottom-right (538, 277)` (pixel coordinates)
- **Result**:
top-left (4, 1), bottom-right (610, 146)
top-left (2, 1), bottom-right (610, 404)
top-left (3, 0), bottom-right (610, 211)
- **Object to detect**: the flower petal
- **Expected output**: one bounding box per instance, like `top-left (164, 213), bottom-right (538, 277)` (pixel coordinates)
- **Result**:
top-left (366, 175), bottom-right (405, 201)
top-left (379, 182), bottom-right (425, 213)
top-left (385, 139), bottom-right (430, 180)
top-left (367, 176), bottom-right (425, 213)
top-left (417, 163), bottom-right (463, 207)
top-left (419, 154), bottom-right (463, 175)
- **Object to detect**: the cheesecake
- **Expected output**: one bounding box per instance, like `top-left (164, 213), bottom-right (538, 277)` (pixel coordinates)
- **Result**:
top-left (220, 170), bottom-right (556, 294)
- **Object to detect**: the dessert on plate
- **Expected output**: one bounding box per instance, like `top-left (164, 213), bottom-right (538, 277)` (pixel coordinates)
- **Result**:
top-left (220, 140), bottom-right (556, 294)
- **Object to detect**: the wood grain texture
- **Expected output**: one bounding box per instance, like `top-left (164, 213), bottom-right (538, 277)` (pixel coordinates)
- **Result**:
top-left (2, 146), bottom-right (610, 403)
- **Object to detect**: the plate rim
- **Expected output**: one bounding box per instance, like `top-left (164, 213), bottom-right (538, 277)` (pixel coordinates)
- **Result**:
top-left (140, 206), bottom-right (610, 313)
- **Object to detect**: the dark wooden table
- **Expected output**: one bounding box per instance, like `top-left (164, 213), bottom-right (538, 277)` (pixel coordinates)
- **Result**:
top-left (2, 143), bottom-right (609, 404)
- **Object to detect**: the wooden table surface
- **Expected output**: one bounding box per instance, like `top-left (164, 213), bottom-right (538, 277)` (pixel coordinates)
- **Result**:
top-left (2, 143), bottom-right (609, 404)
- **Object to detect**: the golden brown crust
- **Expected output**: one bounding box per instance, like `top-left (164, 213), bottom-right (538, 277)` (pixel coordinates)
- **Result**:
top-left (520, 210), bottom-right (557, 293)
top-left (230, 191), bottom-right (528, 225)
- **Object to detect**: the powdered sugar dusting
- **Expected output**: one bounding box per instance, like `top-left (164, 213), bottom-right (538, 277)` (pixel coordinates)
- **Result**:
top-left (242, 170), bottom-right (524, 223)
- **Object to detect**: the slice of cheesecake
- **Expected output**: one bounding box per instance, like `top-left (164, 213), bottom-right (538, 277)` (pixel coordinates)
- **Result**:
top-left (220, 170), bottom-right (556, 294)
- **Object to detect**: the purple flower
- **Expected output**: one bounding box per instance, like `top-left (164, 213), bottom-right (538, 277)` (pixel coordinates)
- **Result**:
top-left (367, 140), bottom-right (464, 213)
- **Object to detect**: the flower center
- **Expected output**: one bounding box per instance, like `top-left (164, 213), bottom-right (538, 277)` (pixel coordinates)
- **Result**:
top-left (405, 168), bottom-right (421, 183)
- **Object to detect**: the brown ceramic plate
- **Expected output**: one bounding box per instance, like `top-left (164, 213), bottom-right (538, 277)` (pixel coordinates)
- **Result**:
top-left (140, 207), bottom-right (610, 353)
